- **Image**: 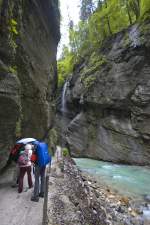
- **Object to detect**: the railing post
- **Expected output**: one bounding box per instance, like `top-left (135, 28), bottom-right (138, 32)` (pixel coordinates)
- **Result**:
top-left (42, 163), bottom-right (51, 225)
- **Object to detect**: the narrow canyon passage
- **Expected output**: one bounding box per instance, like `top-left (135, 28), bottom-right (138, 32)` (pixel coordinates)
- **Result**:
top-left (0, 167), bottom-right (43, 225)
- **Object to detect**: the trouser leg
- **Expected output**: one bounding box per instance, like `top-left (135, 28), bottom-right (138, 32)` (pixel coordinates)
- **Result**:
top-left (40, 167), bottom-right (46, 194)
top-left (33, 165), bottom-right (40, 198)
top-left (16, 165), bottom-right (20, 184)
top-left (26, 166), bottom-right (33, 188)
top-left (18, 167), bottom-right (26, 193)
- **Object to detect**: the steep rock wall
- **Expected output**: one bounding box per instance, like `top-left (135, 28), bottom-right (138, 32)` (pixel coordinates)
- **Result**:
top-left (0, 0), bottom-right (60, 169)
top-left (62, 20), bottom-right (150, 165)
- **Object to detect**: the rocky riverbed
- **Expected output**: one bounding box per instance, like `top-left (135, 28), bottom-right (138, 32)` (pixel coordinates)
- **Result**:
top-left (47, 158), bottom-right (150, 225)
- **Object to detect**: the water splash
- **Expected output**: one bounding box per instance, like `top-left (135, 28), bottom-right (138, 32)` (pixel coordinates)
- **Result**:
top-left (129, 24), bottom-right (140, 48)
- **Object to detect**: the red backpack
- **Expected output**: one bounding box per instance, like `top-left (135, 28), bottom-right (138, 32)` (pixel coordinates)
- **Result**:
top-left (31, 152), bottom-right (37, 163)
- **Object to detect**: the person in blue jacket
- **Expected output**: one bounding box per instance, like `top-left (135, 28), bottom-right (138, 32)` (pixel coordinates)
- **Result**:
top-left (31, 141), bottom-right (51, 202)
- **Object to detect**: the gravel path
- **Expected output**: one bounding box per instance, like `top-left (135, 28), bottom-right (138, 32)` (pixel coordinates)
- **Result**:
top-left (0, 167), bottom-right (43, 225)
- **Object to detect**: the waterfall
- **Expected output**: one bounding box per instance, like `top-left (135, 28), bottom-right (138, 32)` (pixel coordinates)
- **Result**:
top-left (129, 24), bottom-right (140, 48)
top-left (61, 81), bottom-right (68, 113)
top-left (60, 81), bottom-right (69, 147)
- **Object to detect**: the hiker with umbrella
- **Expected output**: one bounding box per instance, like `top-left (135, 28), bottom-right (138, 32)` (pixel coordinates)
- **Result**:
top-left (17, 143), bottom-right (34, 193)
top-left (0, 138), bottom-right (36, 187)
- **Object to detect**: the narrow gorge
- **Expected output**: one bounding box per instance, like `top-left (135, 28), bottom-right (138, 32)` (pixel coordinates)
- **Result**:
top-left (58, 20), bottom-right (150, 166)
top-left (0, 0), bottom-right (150, 225)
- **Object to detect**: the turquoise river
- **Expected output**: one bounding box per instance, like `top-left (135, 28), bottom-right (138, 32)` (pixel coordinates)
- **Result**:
top-left (74, 158), bottom-right (150, 200)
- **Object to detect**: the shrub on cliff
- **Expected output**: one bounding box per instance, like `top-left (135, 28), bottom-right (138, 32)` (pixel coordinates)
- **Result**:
top-left (57, 46), bottom-right (74, 88)
top-left (62, 148), bottom-right (69, 157)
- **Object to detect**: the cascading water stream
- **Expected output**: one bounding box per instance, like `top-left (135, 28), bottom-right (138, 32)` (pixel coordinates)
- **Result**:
top-left (129, 24), bottom-right (140, 48)
top-left (60, 81), bottom-right (70, 146)
top-left (61, 81), bottom-right (68, 114)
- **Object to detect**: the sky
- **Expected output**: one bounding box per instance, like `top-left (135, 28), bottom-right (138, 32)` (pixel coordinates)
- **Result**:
top-left (57, 0), bottom-right (80, 59)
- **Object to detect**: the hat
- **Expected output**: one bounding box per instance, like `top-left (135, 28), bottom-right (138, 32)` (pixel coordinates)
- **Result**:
top-left (25, 144), bottom-right (32, 151)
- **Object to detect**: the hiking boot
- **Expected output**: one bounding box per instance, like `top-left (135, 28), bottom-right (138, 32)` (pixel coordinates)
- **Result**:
top-left (39, 192), bottom-right (44, 198)
top-left (29, 185), bottom-right (33, 189)
top-left (31, 196), bottom-right (39, 202)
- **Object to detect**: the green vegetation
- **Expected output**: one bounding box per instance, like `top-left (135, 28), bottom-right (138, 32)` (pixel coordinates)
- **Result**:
top-left (15, 119), bottom-right (21, 137)
top-left (49, 128), bottom-right (58, 151)
top-left (9, 19), bottom-right (18, 35)
top-left (57, 46), bottom-right (74, 88)
top-left (140, 0), bottom-right (150, 19)
top-left (84, 54), bottom-right (107, 75)
top-left (89, 52), bottom-right (107, 66)
top-left (8, 66), bottom-right (17, 74)
top-left (80, 53), bottom-right (107, 89)
top-left (8, 38), bottom-right (17, 52)
top-left (82, 75), bottom-right (96, 90)
top-left (62, 147), bottom-right (70, 157)
top-left (8, 18), bottom-right (18, 54)
top-left (58, 0), bottom-right (150, 87)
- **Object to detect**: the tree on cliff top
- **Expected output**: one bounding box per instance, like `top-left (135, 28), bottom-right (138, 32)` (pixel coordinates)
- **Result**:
top-left (58, 0), bottom-right (150, 87)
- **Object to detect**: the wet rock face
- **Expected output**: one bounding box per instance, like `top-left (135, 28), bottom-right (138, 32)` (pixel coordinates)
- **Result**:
top-left (63, 21), bottom-right (150, 165)
top-left (0, 0), bottom-right (60, 169)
